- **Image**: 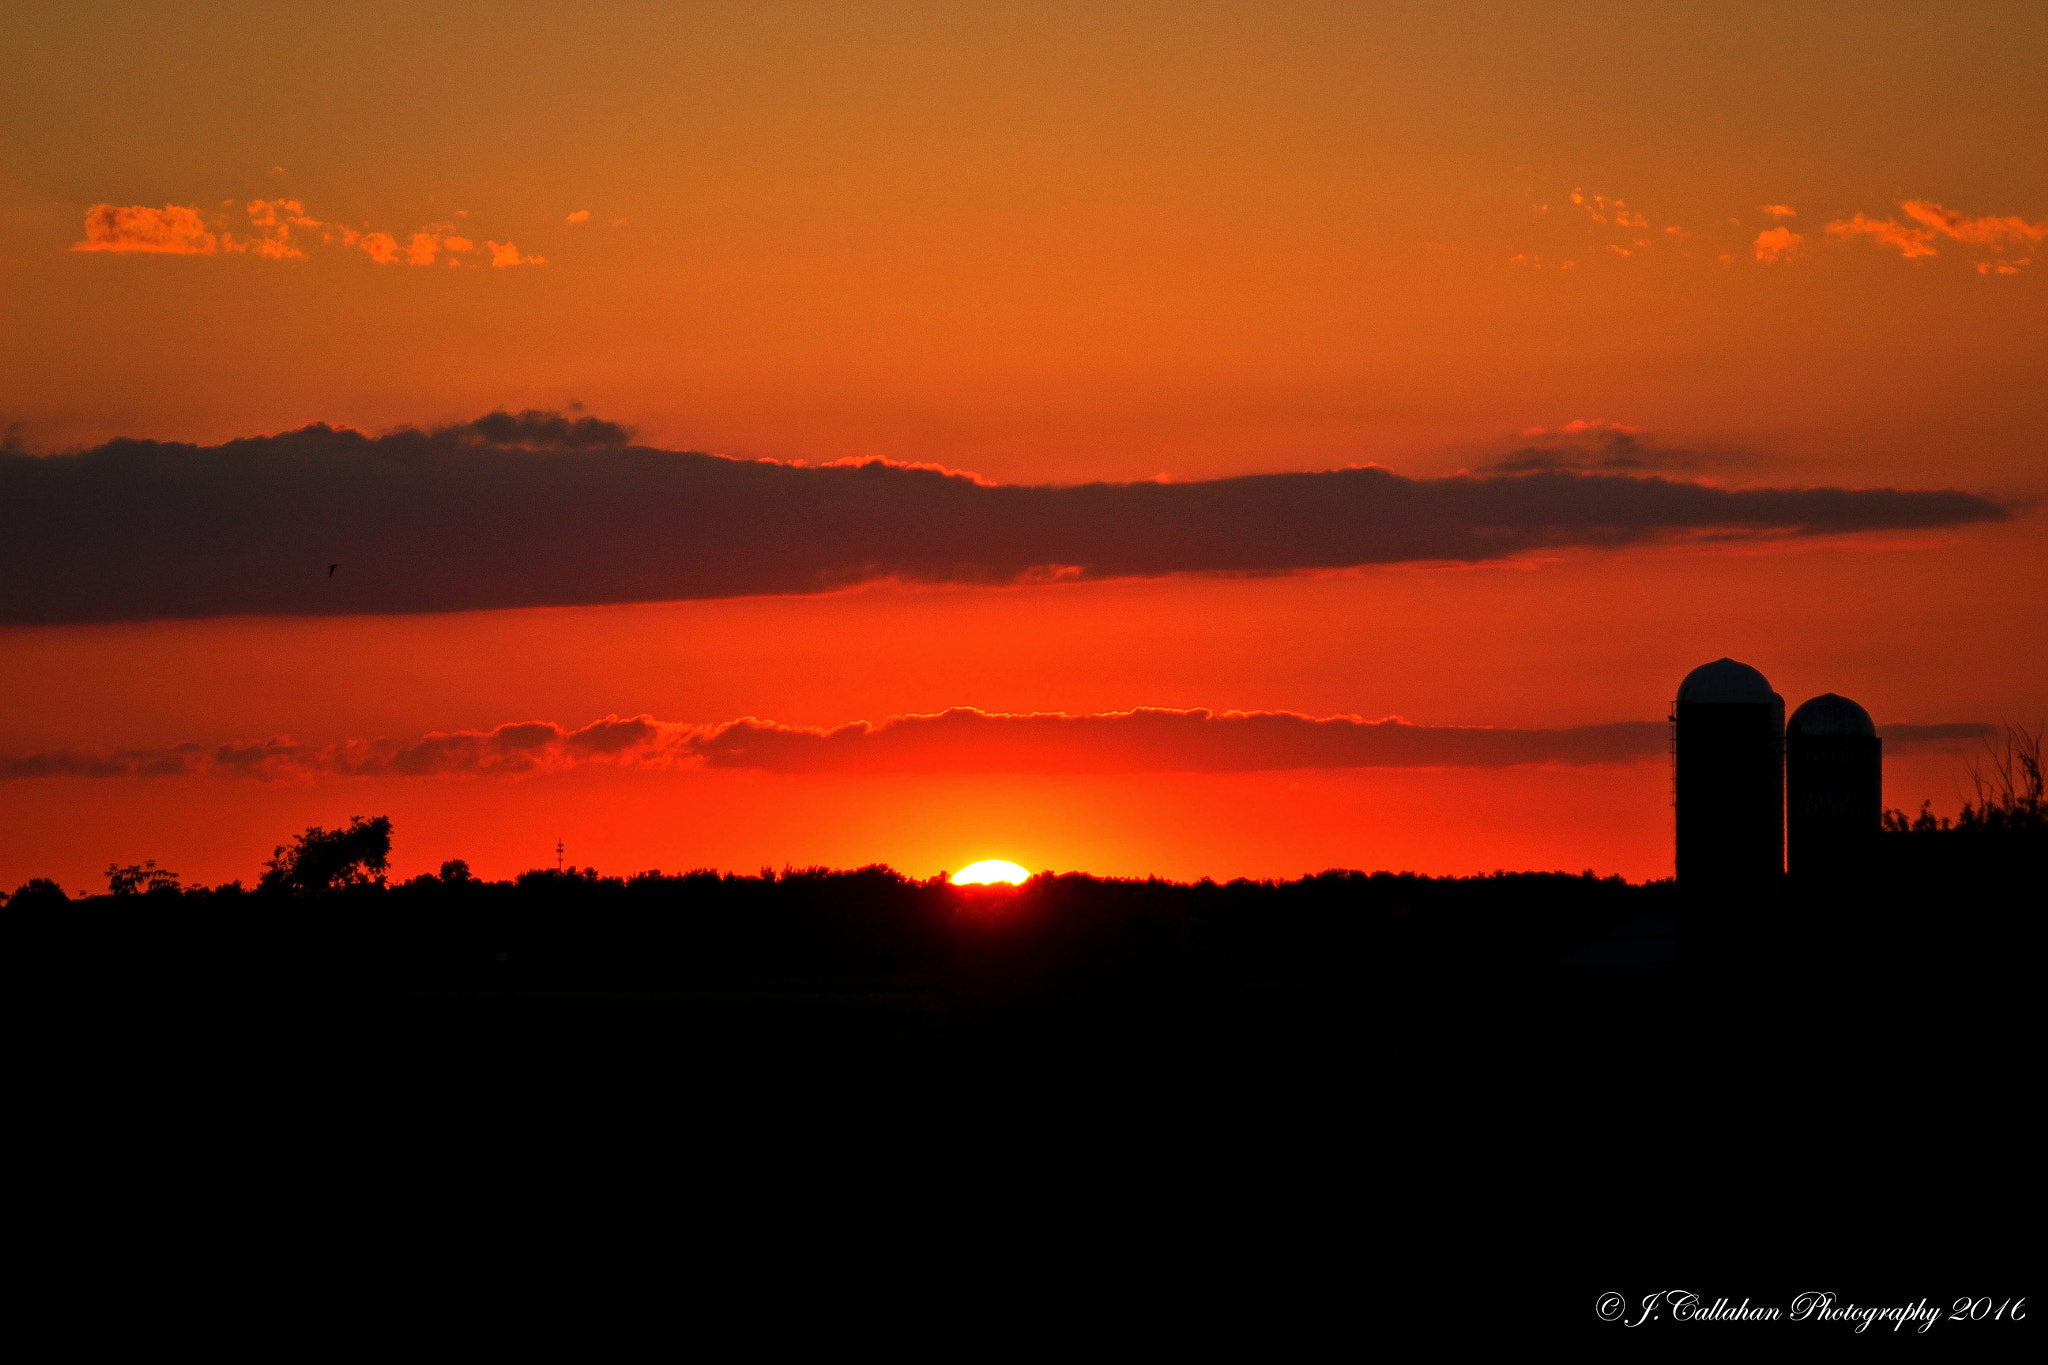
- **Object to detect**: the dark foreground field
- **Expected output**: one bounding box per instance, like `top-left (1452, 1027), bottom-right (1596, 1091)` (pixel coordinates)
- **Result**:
top-left (7, 844), bottom-right (2030, 1325)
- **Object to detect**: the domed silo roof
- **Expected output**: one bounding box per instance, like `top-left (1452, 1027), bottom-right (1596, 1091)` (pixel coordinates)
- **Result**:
top-left (1677, 657), bottom-right (1776, 704)
top-left (1788, 693), bottom-right (1876, 738)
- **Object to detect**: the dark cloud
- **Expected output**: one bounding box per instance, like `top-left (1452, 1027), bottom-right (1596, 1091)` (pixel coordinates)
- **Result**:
top-left (0, 413), bottom-right (2007, 624)
top-left (457, 408), bottom-right (633, 449)
top-left (0, 715), bottom-right (665, 780)
top-left (0, 708), bottom-right (2003, 781)
top-left (0, 709), bottom-right (1672, 780)
top-left (687, 710), bottom-right (1670, 774)
top-left (1877, 722), bottom-right (1996, 748)
top-left (13, 709), bottom-right (1986, 781)
top-left (1481, 421), bottom-right (1720, 474)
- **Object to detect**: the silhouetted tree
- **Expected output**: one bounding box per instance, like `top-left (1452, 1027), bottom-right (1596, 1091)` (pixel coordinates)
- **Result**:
top-left (7, 878), bottom-right (68, 910)
top-left (439, 859), bottom-right (474, 883)
top-left (1962, 721), bottom-right (2044, 831)
top-left (259, 815), bottom-right (392, 896)
top-left (106, 859), bottom-right (181, 897)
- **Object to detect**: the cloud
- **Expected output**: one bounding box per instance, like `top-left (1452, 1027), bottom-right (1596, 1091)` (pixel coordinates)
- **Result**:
top-left (1826, 212), bottom-right (1937, 259)
top-left (459, 407), bottom-right (633, 448)
top-left (681, 709), bottom-right (1672, 775)
top-left (389, 230), bottom-right (481, 267)
top-left (1898, 201), bottom-right (2046, 249)
top-left (0, 714), bottom-right (668, 780)
top-left (1753, 227), bottom-right (1803, 262)
top-left (1483, 421), bottom-right (1713, 475)
top-left (1554, 188), bottom-right (1666, 253)
top-left (70, 205), bottom-right (219, 255)
top-left (70, 198), bottom-right (528, 269)
top-left (1521, 193), bottom-right (2041, 273)
top-left (485, 240), bottom-right (543, 267)
top-left (0, 412), bottom-right (2009, 624)
top-left (567, 210), bottom-right (590, 223)
top-left (1875, 723), bottom-right (1997, 747)
top-left (227, 198), bottom-right (324, 260)
top-left (1826, 200), bottom-right (2043, 271)
top-left (0, 709), bottom-right (1997, 782)
top-left (1569, 189), bottom-right (1639, 226)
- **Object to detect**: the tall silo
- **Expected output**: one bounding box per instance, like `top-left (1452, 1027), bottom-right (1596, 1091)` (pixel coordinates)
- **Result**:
top-left (1786, 693), bottom-right (1881, 881)
top-left (1673, 658), bottom-right (1785, 887)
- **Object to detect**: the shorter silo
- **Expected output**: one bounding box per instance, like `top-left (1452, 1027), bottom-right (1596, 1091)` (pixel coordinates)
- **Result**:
top-left (1786, 693), bottom-right (1882, 882)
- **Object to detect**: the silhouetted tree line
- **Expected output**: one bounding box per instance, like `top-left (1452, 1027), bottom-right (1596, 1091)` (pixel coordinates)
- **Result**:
top-left (4, 807), bottom-right (1677, 1013)
top-left (10, 753), bottom-right (2034, 1004)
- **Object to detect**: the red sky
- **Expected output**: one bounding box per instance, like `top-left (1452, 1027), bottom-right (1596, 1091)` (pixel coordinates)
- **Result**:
top-left (2, 2), bottom-right (2042, 891)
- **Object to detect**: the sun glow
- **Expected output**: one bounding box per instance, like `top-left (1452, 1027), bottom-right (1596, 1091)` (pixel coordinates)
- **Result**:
top-left (952, 859), bottom-right (1031, 885)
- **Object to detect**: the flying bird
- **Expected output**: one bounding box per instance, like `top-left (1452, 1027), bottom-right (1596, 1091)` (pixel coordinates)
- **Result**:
top-left (328, 564), bottom-right (338, 576)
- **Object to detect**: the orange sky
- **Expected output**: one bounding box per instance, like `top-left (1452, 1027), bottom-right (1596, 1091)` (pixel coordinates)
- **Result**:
top-left (2, 2), bottom-right (2042, 892)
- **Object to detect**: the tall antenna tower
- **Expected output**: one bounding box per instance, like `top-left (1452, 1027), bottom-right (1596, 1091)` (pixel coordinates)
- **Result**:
top-left (556, 838), bottom-right (564, 872)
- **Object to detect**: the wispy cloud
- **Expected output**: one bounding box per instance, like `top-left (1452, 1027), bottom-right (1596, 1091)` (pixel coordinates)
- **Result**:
top-left (1569, 189), bottom-right (1647, 230)
top-left (1826, 211), bottom-right (1938, 259)
top-left (1518, 191), bottom-right (2041, 275)
top-left (1873, 723), bottom-right (2000, 747)
top-left (1, 709), bottom-right (1994, 781)
top-left (1900, 200), bottom-right (2046, 249)
top-left (681, 709), bottom-right (1671, 775)
top-left (1827, 200), bottom-right (2043, 273)
top-left (0, 412), bottom-right (2008, 624)
top-left (70, 199), bottom-right (544, 269)
top-left (1481, 421), bottom-right (1717, 475)
top-left (1513, 187), bottom-right (1661, 267)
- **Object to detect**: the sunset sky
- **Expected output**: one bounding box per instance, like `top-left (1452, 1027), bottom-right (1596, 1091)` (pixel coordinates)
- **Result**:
top-left (3, 1), bottom-right (2042, 890)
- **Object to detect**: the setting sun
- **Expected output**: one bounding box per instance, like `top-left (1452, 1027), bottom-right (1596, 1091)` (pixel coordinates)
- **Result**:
top-left (952, 860), bottom-right (1031, 886)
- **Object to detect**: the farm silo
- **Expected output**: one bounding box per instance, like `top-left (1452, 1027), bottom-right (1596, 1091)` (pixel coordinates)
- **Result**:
top-left (1673, 658), bottom-right (1785, 887)
top-left (1786, 693), bottom-right (1882, 881)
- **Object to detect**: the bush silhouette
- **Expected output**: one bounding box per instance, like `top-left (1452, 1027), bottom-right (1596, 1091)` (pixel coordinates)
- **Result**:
top-left (1884, 722), bottom-right (2045, 836)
